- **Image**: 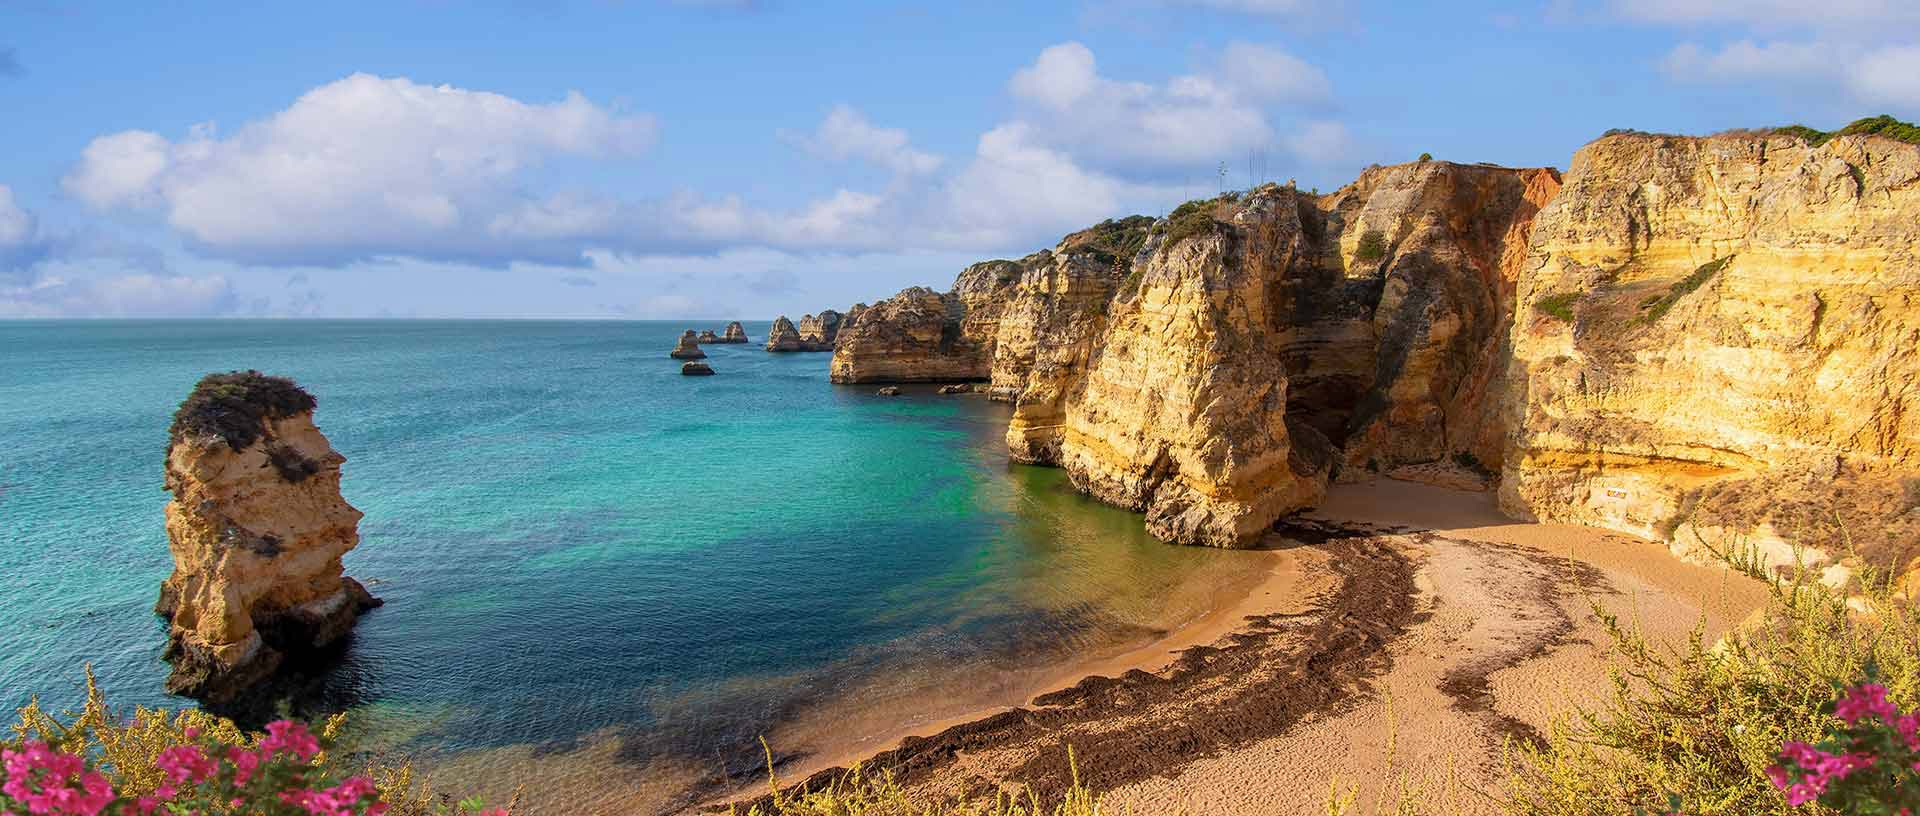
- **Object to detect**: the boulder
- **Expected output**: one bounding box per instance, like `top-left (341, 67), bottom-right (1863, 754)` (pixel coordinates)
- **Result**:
top-left (681, 361), bottom-right (715, 376)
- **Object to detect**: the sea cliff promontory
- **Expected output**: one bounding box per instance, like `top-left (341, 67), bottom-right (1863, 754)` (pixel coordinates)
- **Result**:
top-left (832, 123), bottom-right (1920, 565)
top-left (156, 371), bottom-right (380, 704)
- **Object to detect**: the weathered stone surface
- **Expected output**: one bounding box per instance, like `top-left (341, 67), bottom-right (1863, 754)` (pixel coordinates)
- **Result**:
top-left (829, 260), bottom-right (1024, 383)
top-left (1000, 218), bottom-right (1155, 461)
top-left (796, 310), bottom-right (844, 349)
top-left (876, 386), bottom-right (902, 396)
top-left (681, 361), bottom-right (715, 376)
top-left (696, 330), bottom-right (721, 344)
top-left (720, 321), bottom-right (750, 343)
top-left (670, 330), bottom-right (707, 359)
top-left (765, 316), bottom-right (805, 352)
top-left (157, 372), bottom-right (380, 704)
top-left (1048, 187), bottom-right (1336, 547)
top-left (1501, 131), bottom-right (1920, 575)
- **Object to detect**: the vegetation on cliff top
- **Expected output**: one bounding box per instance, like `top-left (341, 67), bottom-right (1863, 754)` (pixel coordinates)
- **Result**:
top-left (1070, 215), bottom-right (1155, 269)
top-left (169, 370), bottom-right (317, 452)
top-left (1152, 195), bottom-right (1233, 250)
top-left (1772, 115), bottom-right (1920, 147)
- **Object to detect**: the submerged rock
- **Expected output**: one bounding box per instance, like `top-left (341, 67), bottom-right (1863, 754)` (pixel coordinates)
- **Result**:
top-left (876, 386), bottom-right (902, 396)
top-left (670, 330), bottom-right (707, 359)
top-left (938, 383), bottom-right (975, 395)
top-left (156, 371), bottom-right (381, 704)
top-left (681, 361), bottom-right (715, 376)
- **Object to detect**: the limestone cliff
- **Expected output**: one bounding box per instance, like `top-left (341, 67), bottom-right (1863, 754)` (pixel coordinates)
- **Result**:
top-left (796, 310), bottom-right (845, 349)
top-left (157, 371), bottom-right (380, 704)
top-left (1501, 130), bottom-right (1920, 574)
top-left (829, 259), bottom-right (1024, 383)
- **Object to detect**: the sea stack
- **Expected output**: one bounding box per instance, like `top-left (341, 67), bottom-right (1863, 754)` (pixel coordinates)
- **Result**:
top-left (670, 330), bottom-right (707, 359)
top-left (765, 316), bottom-right (805, 352)
top-left (721, 321), bottom-right (749, 343)
top-left (682, 361), bottom-right (715, 376)
top-left (696, 329), bottom-right (721, 343)
top-left (157, 371), bottom-right (380, 704)
top-left (795, 310), bottom-right (845, 350)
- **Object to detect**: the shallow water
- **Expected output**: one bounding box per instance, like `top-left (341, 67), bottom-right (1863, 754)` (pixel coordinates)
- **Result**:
top-left (0, 320), bottom-right (1268, 811)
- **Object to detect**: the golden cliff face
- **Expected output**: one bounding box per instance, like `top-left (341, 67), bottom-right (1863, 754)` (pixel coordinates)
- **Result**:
top-left (157, 372), bottom-right (379, 703)
top-left (828, 260), bottom-right (1023, 383)
top-left (1051, 188), bottom-right (1333, 547)
top-left (1502, 132), bottom-right (1920, 574)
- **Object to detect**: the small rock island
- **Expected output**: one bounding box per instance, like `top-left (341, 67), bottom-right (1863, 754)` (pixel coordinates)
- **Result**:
top-left (156, 371), bottom-right (381, 704)
top-left (670, 329), bottom-right (707, 360)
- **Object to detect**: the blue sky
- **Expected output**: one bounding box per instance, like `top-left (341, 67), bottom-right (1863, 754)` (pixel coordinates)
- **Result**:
top-left (2, 0), bottom-right (1916, 319)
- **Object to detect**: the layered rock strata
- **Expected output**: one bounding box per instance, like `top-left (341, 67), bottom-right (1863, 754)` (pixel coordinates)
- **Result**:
top-left (1501, 131), bottom-right (1920, 574)
top-left (157, 371), bottom-right (380, 704)
top-left (670, 330), bottom-right (707, 359)
top-left (796, 310), bottom-right (845, 349)
top-left (828, 260), bottom-right (1024, 383)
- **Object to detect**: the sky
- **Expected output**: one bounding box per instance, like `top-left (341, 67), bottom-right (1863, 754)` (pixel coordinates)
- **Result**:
top-left (1, 1), bottom-right (1917, 319)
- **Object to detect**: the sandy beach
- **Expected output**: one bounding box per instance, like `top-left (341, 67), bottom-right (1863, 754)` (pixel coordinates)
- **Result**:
top-left (727, 478), bottom-right (1771, 815)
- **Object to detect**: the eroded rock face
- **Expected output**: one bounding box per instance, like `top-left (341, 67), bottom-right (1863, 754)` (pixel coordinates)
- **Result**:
top-left (765, 316), bottom-right (805, 352)
top-left (157, 372), bottom-right (380, 704)
top-left (671, 330), bottom-right (707, 359)
top-left (829, 260), bottom-right (1025, 383)
top-left (1048, 188), bottom-right (1335, 546)
top-left (1501, 132), bottom-right (1920, 574)
top-left (720, 322), bottom-right (750, 343)
top-left (696, 330), bottom-right (721, 344)
top-left (796, 310), bottom-right (844, 349)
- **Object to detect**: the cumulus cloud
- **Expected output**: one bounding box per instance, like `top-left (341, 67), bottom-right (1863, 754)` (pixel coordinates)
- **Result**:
top-left (1662, 40), bottom-right (1920, 110)
top-left (1005, 41), bottom-right (1330, 173)
top-left (782, 105), bottom-right (943, 176)
top-left (0, 185), bottom-right (53, 283)
top-left (64, 73), bottom-right (657, 266)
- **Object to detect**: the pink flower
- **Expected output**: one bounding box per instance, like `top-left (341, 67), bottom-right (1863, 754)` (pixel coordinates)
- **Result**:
top-left (154, 745), bottom-right (216, 786)
top-left (259, 720), bottom-right (321, 761)
top-left (226, 746), bottom-right (262, 785)
top-left (1833, 683), bottom-right (1900, 725)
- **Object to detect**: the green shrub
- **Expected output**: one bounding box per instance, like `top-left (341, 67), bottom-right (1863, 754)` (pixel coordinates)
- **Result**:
top-left (1772, 115), bottom-right (1920, 147)
top-left (169, 370), bottom-right (316, 451)
top-left (1639, 255), bottom-right (1733, 324)
top-left (1153, 198), bottom-right (1225, 249)
top-left (1353, 230), bottom-right (1388, 263)
top-left (1418, 152), bottom-right (1433, 162)
top-left (1534, 292), bottom-right (1580, 322)
top-left (1507, 552), bottom-right (1920, 816)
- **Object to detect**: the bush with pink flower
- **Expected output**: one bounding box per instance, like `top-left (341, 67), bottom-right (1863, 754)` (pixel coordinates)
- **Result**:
top-left (3, 712), bottom-right (506, 816)
top-left (1767, 668), bottom-right (1920, 812)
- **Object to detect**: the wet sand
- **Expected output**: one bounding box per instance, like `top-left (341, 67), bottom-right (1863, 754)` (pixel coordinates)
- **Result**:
top-left (726, 479), bottom-right (1770, 815)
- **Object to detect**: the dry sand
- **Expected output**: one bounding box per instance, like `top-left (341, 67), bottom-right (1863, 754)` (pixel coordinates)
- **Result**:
top-left (733, 478), bottom-right (1771, 815)
top-left (1106, 479), bottom-right (1768, 815)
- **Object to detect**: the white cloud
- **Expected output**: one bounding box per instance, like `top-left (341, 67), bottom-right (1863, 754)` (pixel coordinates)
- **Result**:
top-left (0, 185), bottom-right (33, 246)
top-left (0, 273), bottom-right (237, 317)
top-left (1852, 46), bottom-right (1920, 108)
top-left (64, 73), bottom-right (657, 266)
top-left (783, 105), bottom-right (943, 176)
top-left (1660, 39), bottom-right (1920, 111)
top-left (1616, 0), bottom-right (1920, 25)
top-left (1006, 41), bottom-right (1326, 171)
top-left (1286, 120), bottom-right (1352, 164)
top-left (1216, 42), bottom-right (1332, 105)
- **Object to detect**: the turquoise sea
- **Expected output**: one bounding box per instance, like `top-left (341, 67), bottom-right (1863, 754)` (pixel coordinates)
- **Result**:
top-left (0, 320), bottom-right (1266, 812)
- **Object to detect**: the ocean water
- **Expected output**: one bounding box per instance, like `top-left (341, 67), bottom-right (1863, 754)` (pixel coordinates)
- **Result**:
top-left (0, 320), bottom-right (1267, 811)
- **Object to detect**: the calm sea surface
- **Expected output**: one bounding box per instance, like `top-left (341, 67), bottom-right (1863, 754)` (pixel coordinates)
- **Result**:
top-left (0, 320), bottom-right (1266, 811)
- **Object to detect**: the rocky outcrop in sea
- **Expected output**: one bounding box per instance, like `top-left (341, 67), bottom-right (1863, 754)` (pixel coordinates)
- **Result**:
top-left (765, 316), bottom-right (805, 352)
top-left (682, 361), bottom-right (715, 376)
top-left (697, 330), bottom-right (722, 343)
top-left (670, 330), bottom-right (707, 359)
top-left (156, 371), bottom-right (381, 704)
